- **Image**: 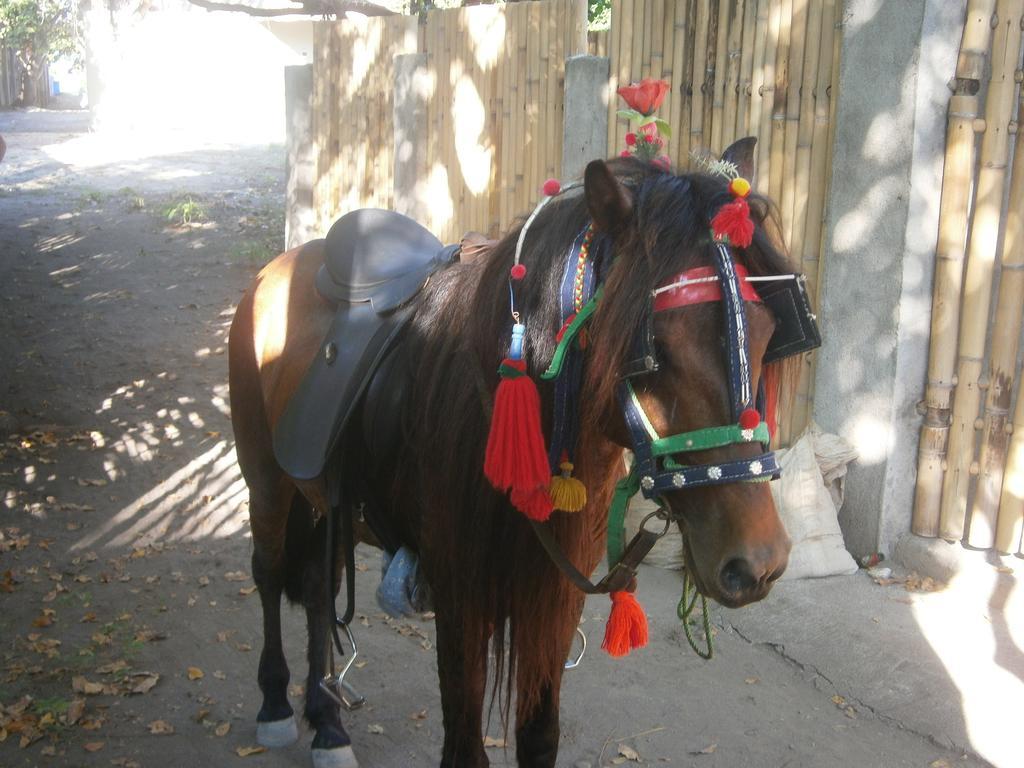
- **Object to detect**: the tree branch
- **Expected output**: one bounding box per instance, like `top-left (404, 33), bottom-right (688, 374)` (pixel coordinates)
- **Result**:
top-left (187, 0), bottom-right (396, 17)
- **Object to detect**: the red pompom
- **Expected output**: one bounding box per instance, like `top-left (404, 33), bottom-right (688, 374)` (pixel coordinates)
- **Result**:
top-left (652, 155), bottom-right (671, 171)
top-left (602, 591), bottom-right (648, 657)
top-left (510, 263), bottom-right (527, 280)
top-left (711, 197), bottom-right (754, 248)
top-left (620, 149), bottom-right (632, 158)
top-left (625, 132), bottom-right (636, 146)
top-left (484, 358), bottom-right (551, 518)
top-left (542, 178), bottom-right (561, 196)
top-left (739, 408), bottom-right (760, 430)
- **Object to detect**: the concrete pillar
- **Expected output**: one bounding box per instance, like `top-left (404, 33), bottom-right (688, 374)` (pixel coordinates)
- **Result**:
top-left (393, 53), bottom-right (430, 223)
top-left (562, 55), bottom-right (610, 182)
top-left (812, 0), bottom-right (966, 558)
top-left (285, 64), bottom-right (316, 250)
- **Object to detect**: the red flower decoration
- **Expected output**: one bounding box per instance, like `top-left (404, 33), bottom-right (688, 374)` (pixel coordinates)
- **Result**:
top-left (625, 132), bottom-right (637, 146)
top-left (542, 178), bottom-right (561, 196)
top-left (617, 79), bottom-right (670, 116)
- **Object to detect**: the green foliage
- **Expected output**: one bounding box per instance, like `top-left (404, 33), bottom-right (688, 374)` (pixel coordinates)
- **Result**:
top-left (164, 195), bottom-right (206, 226)
top-left (0, 0), bottom-right (81, 104)
top-left (589, 0), bottom-right (611, 29)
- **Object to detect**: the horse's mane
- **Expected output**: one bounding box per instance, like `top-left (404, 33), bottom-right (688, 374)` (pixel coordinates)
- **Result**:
top-left (397, 157), bottom-right (797, 726)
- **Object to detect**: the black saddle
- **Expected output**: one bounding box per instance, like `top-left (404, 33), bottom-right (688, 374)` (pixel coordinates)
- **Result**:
top-left (272, 209), bottom-right (456, 481)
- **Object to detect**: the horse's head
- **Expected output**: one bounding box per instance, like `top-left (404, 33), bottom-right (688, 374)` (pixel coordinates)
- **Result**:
top-left (583, 140), bottom-right (793, 609)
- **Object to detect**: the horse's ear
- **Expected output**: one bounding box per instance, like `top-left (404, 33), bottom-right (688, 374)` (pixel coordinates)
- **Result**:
top-left (721, 137), bottom-right (757, 184)
top-left (584, 160), bottom-right (633, 234)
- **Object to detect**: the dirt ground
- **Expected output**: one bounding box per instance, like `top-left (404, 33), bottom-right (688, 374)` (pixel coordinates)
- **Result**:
top-left (0, 109), bottom-right (1004, 768)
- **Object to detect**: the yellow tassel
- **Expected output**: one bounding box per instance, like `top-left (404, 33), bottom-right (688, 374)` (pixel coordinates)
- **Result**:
top-left (549, 461), bottom-right (587, 512)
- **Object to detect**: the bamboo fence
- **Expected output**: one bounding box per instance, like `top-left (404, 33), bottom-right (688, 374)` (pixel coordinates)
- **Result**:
top-left (311, 0), bottom-right (587, 241)
top-left (912, 0), bottom-right (1024, 555)
top-left (604, 0), bottom-right (842, 443)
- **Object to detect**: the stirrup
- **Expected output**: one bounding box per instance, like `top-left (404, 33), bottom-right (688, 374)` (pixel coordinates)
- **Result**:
top-left (321, 620), bottom-right (366, 711)
top-left (564, 625), bottom-right (587, 670)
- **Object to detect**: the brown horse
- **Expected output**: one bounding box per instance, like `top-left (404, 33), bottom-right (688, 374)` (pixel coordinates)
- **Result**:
top-left (228, 141), bottom-right (794, 767)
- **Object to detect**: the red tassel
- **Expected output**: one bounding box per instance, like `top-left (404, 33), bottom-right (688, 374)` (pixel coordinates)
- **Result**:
top-left (510, 485), bottom-right (554, 521)
top-left (601, 591), bottom-right (649, 657)
top-left (711, 197), bottom-right (754, 248)
top-left (484, 358), bottom-right (551, 503)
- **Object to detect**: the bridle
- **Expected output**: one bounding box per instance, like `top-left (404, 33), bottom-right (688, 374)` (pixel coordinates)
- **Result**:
top-left (617, 242), bottom-right (779, 503)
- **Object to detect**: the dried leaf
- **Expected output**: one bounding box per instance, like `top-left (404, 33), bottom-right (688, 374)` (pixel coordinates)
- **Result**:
top-left (187, 667), bottom-right (204, 681)
top-left (235, 745), bottom-right (266, 757)
top-left (96, 660), bottom-right (128, 674)
top-left (238, 585), bottom-right (257, 596)
top-left (65, 698), bottom-right (85, 725)
top-left (72, 676), bottom-right (104, 695)
top-left (214, 722), bottom-right (230, 737)
top-left (148, 719), bottom-right (174, 735)
top-left (367, 724), bottom-right (385, 734)
top-left (618, 743), bottom-right (641, 760)
top-left (80, 612), bottom-right (97, 623)
top-left (128, 672), bottom-right (159, 694)
top-left (41, 744), bottom-right (56, 756)
top-left (224, 571), bottom-right (248, 582)
top-left (930, 760), bottom-right (952, 768)
top-left (744, 676), bottom-right (760, 685)
top-left (409, 709), bottom-right (428, 720)
top-left (483, 736), bottom-right (506, 748)
top-left (83, 741), bottom-right (105, 752)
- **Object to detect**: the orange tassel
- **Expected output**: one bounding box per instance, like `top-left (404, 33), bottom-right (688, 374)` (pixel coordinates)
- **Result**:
top-left (601, 590), bottom-right (648, 657)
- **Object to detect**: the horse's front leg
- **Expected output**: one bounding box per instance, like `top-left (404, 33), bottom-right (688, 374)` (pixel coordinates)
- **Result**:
top-left (514, 602), bottom-right (582, 767)
top-left (435, 606), bottom-right (490, 768)
top-left (303, 514), bottom-right (358, 768)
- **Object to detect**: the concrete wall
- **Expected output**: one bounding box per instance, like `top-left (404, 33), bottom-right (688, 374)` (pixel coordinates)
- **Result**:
top-left (285, 65), bottom-right (316, 250)
top-left (814, 0), bottom-right (966, 558)
top-left (82, 1), bottom-right (305, 141)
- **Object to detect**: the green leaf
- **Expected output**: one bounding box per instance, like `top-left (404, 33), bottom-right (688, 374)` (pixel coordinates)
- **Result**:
top-left (654, 118), bottom-right (672, 138)
top-left (616, 108), bottom-right (644, 123)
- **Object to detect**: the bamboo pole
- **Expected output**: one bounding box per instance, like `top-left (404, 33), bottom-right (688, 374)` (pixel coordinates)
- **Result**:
top-left (607, 0), bottom-right (624, 155)
top-left (711, 0), bottom-right (731, 151)
top-left (721, 0), bottom-right (745, 149)
top-left (631, 0), bottom-right (645, 97)
top-left (496, 5), bottom-right (509, 233)
top-left (668, 0), bottom-right (688, 163)
top-left (755, 0), bottom-right (779, 192)
top-left (748, 0), bottom-right (770, 181)
top-left (768, 0), bottom-right (790, 209)
top-left (780, 0), bottom-right (806, 249)
top-left (970, 30), bottom-right (1024, 549)
top-left (691, 0), bottom-right (711, 152)
top-left (661, 0), bottom-right (677, 161)
top-left (780, 0), bottom-right (817, 440)
top-left (997, 361), bottom-right (1024, 553)
top-left (618, 0), bottom-right (636, 152)
top-left (938, 0), bottom-right (1023, 542)
top-left (736, 0), bottom-right (756, 138)
top-left (703, 1), bottom-right (719, 148)
top-left (641, 0), bottom-right (654, 80)
top-left (913, 0), bottom-right (999, 536)
top-left (650, 0), bottom-right (665, 84)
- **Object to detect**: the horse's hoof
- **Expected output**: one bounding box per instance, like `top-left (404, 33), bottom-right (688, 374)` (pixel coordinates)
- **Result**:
top-left (312, 745), bottom-right (359, 768)
top-left (256, 715), bottom-right (299, 748)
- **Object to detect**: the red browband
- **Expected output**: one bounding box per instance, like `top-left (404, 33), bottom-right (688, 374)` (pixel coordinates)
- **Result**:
top-left (652, 264), bottom-right (761, 312)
